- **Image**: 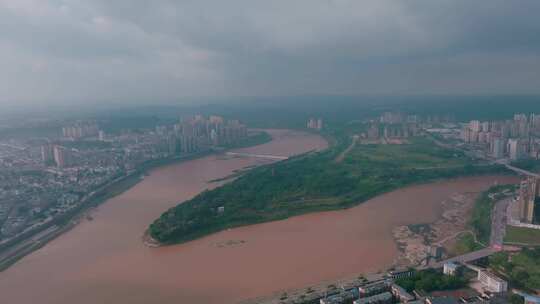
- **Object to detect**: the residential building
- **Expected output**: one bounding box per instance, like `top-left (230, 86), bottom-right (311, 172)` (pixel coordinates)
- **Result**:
top-left (491, 138), bottom-right (505, 159)
top-left (367, 124), bottom-right (380, 139)
top-left (40, 144), bottom-right (54, 165)
top-left (426, 297), bottom-right (459, 304)
top-left (320, 290), bottom-right (356, 304)
top-left (519, 177), bottom-right (540, 224)
top-left (317, 118), bottom-right (324, 130)
top-left (391, 284), bottom-right (415, 302)
top-left (358, 281), bottom-right (390, 297)
top-left (477, 270), bottom-right (508, 293)
top-left (380, 112), bottom-right (404, 124)
top-left (53, 145), bottom-right (69, 168)
top-left (508, 139), bottom-right (524, 161)
top-left (470, 120), bottom-right (481, 133)
top-left (443, 262), bottom-right (460, 276)
top-left (307, 118), bottom-right (324, 130)
top-left (354, 292), bottom-right (393, 304)
top-left (387, 269), bottom-right (415, 280)
top-left (62, 121), bottom-right (99, 139)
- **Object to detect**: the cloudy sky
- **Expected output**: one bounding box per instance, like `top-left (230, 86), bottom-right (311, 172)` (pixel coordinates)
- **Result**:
top-left (1, 0), bottom-right (540, 108)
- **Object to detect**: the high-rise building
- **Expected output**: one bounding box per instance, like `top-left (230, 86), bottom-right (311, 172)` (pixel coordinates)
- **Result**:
top-left (380, 112), bottom-right (404, 124)
top-left (478, 131), bottom-right (487, 143)
top-left (508, 139), bottom-right (523, 161)
top-left (367, 124), bottom-right (379, 139)
top-left (406, 115), bottom-right (419, 123)
top-left (531, 114), bottom-right (540, 133)
top-left (169, 115), bottom-right (247, 149)
top-left (307, 118), bottom-right (323, 130)
top-left (492, 138), bottom-right (505, 159)
top-left (461, 128), bottom-right (472, 143)
top-left (469, 120), bottom-right (481, 132)
top-left (519, 177), bottom-right (540, 224)
top-left (481, 121), bottom-right (490, 132)
top-left (98, 130), bottom-right (105, 141)
top-left (41, 144), bottom-right (54, 165)
top-left (514, 113), bottom-right (528, 123)
top-left (53, 145), bottom-right (70, 168)
top-left (167, 134), bottom-right (179, 156)
top-left (316, 119), bottom-right (323, 130)
top-left (62, 121), bottom-right (99, 139)
top-left (209, 115), bottom-right (224, 124)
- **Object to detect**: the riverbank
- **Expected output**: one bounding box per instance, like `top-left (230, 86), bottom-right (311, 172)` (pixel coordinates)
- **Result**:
top-left (0, 131), bottom-right (271, 272)
top-left (0, 150), bottom-right (212, 271)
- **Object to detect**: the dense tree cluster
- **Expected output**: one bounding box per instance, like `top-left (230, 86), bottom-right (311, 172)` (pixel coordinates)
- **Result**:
top-left (396, 269), bottom-right (468, 292)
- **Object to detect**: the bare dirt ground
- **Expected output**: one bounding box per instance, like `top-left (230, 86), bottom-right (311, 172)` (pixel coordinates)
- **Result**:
top-left (392, 191), bottom-right (480, 267)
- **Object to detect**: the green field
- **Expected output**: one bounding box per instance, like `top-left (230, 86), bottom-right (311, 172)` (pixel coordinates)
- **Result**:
top-left (454, 233), bottom-right (484, 255)
top-left (346, 138), bottom-right (471, 170)
top-left (150, 128), bottom-right (509, 245)
top-left (505, 226), bottom-right (540, 245)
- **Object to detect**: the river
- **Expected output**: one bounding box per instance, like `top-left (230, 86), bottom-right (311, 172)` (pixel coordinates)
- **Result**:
top-left (0, 129), bottom-right (516, 304)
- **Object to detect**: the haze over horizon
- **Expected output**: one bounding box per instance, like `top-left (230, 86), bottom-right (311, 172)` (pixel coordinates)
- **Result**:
top-left (1, 0), bottom-right (540, 109)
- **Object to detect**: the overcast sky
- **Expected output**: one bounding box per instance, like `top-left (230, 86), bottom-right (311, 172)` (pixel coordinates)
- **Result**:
top-left (1, 0), bottom-right (540, 108)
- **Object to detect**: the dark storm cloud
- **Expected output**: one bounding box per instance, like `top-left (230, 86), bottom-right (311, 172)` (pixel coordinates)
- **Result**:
top-left (1, 0), bottom-right (540, 106)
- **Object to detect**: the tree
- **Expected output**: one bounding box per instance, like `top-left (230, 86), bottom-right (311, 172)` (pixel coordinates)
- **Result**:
top-left (508, 294), bottom-right (524, 304)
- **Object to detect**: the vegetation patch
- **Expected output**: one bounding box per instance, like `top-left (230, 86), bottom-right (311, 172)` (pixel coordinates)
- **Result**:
top-left (489, 249), bottom-right (540, 290)
top-left (505, 226), bottom-right (540, 245)
top-left (475, 186), bottom-right (516, 242)
top-left (395, 269), bottom-right (468, 292)
top-left (454, 233), bottom-right (484, 255)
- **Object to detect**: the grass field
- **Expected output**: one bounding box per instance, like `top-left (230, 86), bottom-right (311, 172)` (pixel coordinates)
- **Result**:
top-left (346, 137), bottom-right (472, 170)
top-left (505, 226), bottom-right (540, 245)
top-left (454, 233), bottom-right (484, 255)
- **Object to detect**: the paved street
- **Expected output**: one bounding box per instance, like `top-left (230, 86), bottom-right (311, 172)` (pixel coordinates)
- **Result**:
top-left (490, 197), bottom-right (512, 250)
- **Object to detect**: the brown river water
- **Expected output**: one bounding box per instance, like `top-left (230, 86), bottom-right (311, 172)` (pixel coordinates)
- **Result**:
top-left (0, 130), bottom-right (517, 304)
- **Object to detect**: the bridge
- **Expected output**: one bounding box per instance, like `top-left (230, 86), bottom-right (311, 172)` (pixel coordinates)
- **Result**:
top-left (426, 247), bottom-right (496, 270)
top-left (224, 152), bottom-right (288, 160)
top-left (504, 164), bottom-right (540, 178)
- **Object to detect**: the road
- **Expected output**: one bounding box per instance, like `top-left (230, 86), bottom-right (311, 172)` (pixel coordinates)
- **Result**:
top-left (334, 135), bottom-right (358, 163)
top-left (428, 196), bottom-right (511, 269)
top-left (427, 131), bottom-right (539, 178)
top-left (503, 163), bottom-right (540, 178)
top-left (490, 197), bottom-right (512, 250)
